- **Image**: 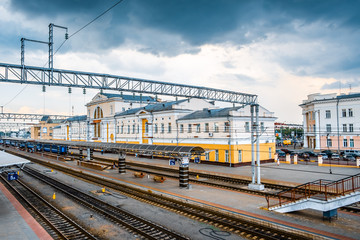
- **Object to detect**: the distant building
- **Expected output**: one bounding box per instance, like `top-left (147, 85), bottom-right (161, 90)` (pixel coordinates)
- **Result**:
top-left (300, 93), bottom-right (360, 151)
top-left (53, 92), bottom-right (277, 165)
top-left (30, 116), bottom-right (62, 140)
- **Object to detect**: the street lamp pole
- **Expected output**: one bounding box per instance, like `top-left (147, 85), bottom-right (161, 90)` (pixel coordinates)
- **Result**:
top-left (327, 133), bottom-right (332, 174)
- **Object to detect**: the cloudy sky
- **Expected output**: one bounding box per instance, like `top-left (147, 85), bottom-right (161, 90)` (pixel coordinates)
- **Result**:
top-left (1, 0), bottom-right (359, 123)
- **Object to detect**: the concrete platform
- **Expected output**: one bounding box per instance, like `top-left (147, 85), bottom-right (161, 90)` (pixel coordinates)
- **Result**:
top-left (0, 181), bottom-right (52, 240)
top-left (4, 148), bottom-right (360, 239)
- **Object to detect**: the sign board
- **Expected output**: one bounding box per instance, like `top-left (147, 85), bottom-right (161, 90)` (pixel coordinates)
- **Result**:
top-left (7, 172), bottom-right (18, 181)
top-left (194, 157), bottom-right (200, 164)
top-left (181, 157), bottom-right (189, 166)
top-left (169, 159), bottom-right (176, 166)
top-left (42, 127), bottom-right (48, 133)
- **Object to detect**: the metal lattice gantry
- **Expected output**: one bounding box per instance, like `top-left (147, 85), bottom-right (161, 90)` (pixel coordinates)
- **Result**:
top-left (0, 62), bottom-right (258, 105)
top-left (0, 112), bottom-right (70, 121)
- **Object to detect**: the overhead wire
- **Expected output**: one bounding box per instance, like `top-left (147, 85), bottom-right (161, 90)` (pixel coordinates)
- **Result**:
top-left (2, 0), bottom-right (125, 111)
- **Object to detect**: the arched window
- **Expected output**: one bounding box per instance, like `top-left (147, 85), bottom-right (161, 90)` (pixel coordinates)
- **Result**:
top-left (94, 106), bottom-right (103, 138)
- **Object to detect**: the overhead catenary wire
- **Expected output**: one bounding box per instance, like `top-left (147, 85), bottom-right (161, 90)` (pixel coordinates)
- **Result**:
top-left (2, 0), bottom-right (125, 111)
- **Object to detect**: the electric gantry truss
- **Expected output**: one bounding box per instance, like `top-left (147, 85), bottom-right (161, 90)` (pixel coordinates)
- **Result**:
top-left (0, 112), bottom-right (70, 121)
top-left (0, 63), bottom-right (258, 105)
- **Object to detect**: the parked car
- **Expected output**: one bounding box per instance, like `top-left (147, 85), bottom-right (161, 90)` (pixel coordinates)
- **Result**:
top-left (321, 150), bottom-right (333, 158)
top-left (331, 153), bottom-right (340, 160)
top-left (275, 149), bottom-right (286, 157)
top-left (344, 150), bottom-right (360, 157)
top-left (299, 152), bottom-right (310, 159)
top-left (343, 154), bottom-right (356, 161)
top-left (302, 151), bottom-right (317, 157)
top-left (318, 153), bottom-right (328, 160)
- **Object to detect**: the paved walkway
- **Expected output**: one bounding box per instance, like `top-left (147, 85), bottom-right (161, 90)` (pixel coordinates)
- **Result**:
top-left (0, 181), bottom-right (52, 240)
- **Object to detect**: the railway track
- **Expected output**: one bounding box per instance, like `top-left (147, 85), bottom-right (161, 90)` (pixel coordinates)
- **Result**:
top-left (0, 173), bottom-right (96, 240)
top-left (23, 167), bottom-right (189, 240)
top-left (7, 151), bottom-right (319, 239)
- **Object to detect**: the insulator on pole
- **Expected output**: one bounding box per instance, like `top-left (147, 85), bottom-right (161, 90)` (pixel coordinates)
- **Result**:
top-left (68, 87), bottom-right (71, 94)
top-left (65, 33), bottom-right (69, 40)
top-left (42, 85), bottom-right (46, 92)
top-left (83, 88), bottom-right (86, 94)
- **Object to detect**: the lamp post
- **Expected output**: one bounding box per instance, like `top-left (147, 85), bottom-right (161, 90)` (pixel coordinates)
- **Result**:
top-left (327, 133), bottom-right (332, 174)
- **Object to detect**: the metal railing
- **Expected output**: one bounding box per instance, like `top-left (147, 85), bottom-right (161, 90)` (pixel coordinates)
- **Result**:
top-left (271, 173), bottom-right (360, 208)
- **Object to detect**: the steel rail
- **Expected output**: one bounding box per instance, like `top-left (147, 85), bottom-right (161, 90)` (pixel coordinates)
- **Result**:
top-left (0, 174), bottom-right (96, 240)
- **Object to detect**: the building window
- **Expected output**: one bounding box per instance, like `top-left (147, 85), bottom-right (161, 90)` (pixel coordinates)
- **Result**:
top-left (161, 123), bottom-right (164, 133)
top-left (180, 124), bottom-right (184, 133)
top-left (245, 122), bottom-right (250, 132)
top-left (214, 123), bottom-right (219, 133)
top-left (313, 125), bottom-right (316, 133)
top-left (154, 124), bottom-right (158, 133)
top-left (215, 150), bottom-right (219, 162)
top-left (326, 124), bottom-right (332, 133)
top-left (349, 124), bottom-right (354, 132)
top-left (132, 124), bottom-right (135, 134)
top-left (349, 108), bottom-right (353, 117)
top-left (196, 124), bottom-right (200, 133)
top-left (350, 139), bottom-right (354, 148)
top-left (205, 152), bottom-right (209, 161)
top-left (343, 124), bottom-right (347, 132)
top-left (121, 125), bottom-right (123, 134)
top-left (343, 139), bottom-right (348, 147)
top-left (205, 123), bottom-right (209, 132)
top-left (225, 150), bottom-right (229, 162)
top-left (224, 122), bottom-right (230, 132)
top-left (238, 150), bottom-right (242, 163)
top-left (127, 125), bottom-right (130, 134)
top-left (342, 109), bottom-right (346, 117)
top-left (325, 110), bottom-right (331, 118)
top-left (188, 124), bottom-right (192, 133)
top-left (137, 124), bottom-right (139, 134)
top-left (168, 123), bottom-right (171, 133)
top-left (269, 147), bottom-right (272, 159)
top-left (122, 107), bottom-right (125, 112)
top-left (327, 138), bottom-right (332, 147)
top-left (116, 126), bottom-right (119, 134)
top-left (145, 122), bottom-right (149, 133)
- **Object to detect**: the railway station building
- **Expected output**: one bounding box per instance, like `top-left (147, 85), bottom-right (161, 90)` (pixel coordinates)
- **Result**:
top-left (300, 92), bottom-right (360, 151)
top-left (53, 92), bottom-right (277, 165)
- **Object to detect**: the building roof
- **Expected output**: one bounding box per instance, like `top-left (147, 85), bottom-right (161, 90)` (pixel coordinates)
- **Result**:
top-left (115, 99), bottom-right (188, 117)
top-left (40, 115), bottom-right (51, 122)
top-left (66, 115), bottom-right (87, 122)
top-left (52, 125), bottom-right (61, 129)
top-left (300, 92), bottom-right (360, 106)
top-left (0, 151), bottom-right (30, 173)
top-left (101, 93), bottom-right (157, 103)
top-left (178, 107), bottom-right (243, 120)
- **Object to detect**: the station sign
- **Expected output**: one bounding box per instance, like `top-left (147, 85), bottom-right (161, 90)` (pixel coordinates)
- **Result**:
top-left (7, 172), bottom-right (18, 181)
top-left (169, 159), bottom-right (176, 166)
top-left (194, 157), bottom-right (200, 164)
top-left (181, 157), bottom-right (189, 166)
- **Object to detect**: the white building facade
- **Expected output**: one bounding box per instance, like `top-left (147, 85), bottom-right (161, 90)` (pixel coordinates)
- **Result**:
top-left (52, 92), bottom-right (277, 165)
top-left (300, 93), bottom-right (360, 151)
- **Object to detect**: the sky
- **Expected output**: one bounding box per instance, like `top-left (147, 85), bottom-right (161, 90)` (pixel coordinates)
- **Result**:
top-left (1, 0), bottom-right (360, 124)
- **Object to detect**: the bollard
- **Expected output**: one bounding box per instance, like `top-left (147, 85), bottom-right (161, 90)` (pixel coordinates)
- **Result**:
top-left (79, 148), bottom-right (83, 161)
top-left (285, 153), bottom-right (291, 164)
top-left (356, 157), bottom-right (360, 167)
top-left (318, 155), bottom-right (323, 166)
top-left (179, 165), bottom-right (189, 188)
top-left (118, 153), bottom-right (126, 174)
top-left (274, 153), bottom-right (278, 163)
top-left (52, 193), bottom-right (56, 200)
top-left (294, 154), bottom-right (298, 165)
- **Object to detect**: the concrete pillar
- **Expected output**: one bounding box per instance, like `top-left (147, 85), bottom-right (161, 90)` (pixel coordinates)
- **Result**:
top-left (318, 155), bottom-right (323, 166)
top-left (286, 153), bottom-right (291, 164)
top-left (179, 165), bottom-right (189, 188)
top-left (118, 152), bottom-right (126, 174)
top-left (303, 113), bottom-right (308, 148)
top-left (314, 110), bottom-right (320, 150)
top-left (294, 154), bottom-right (298, 165)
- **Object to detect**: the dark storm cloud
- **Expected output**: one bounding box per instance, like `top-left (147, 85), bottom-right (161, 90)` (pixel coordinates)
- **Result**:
top-left (8, 0), bottom-right (360, 71)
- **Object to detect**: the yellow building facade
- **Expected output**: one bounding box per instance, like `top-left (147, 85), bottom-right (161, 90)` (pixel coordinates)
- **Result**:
top-left (53, 92), bottom-right (277, 166)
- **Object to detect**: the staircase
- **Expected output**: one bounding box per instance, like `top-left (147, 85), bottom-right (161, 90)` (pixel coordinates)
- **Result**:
top-left (269, 173), bottom-right (360, 213)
